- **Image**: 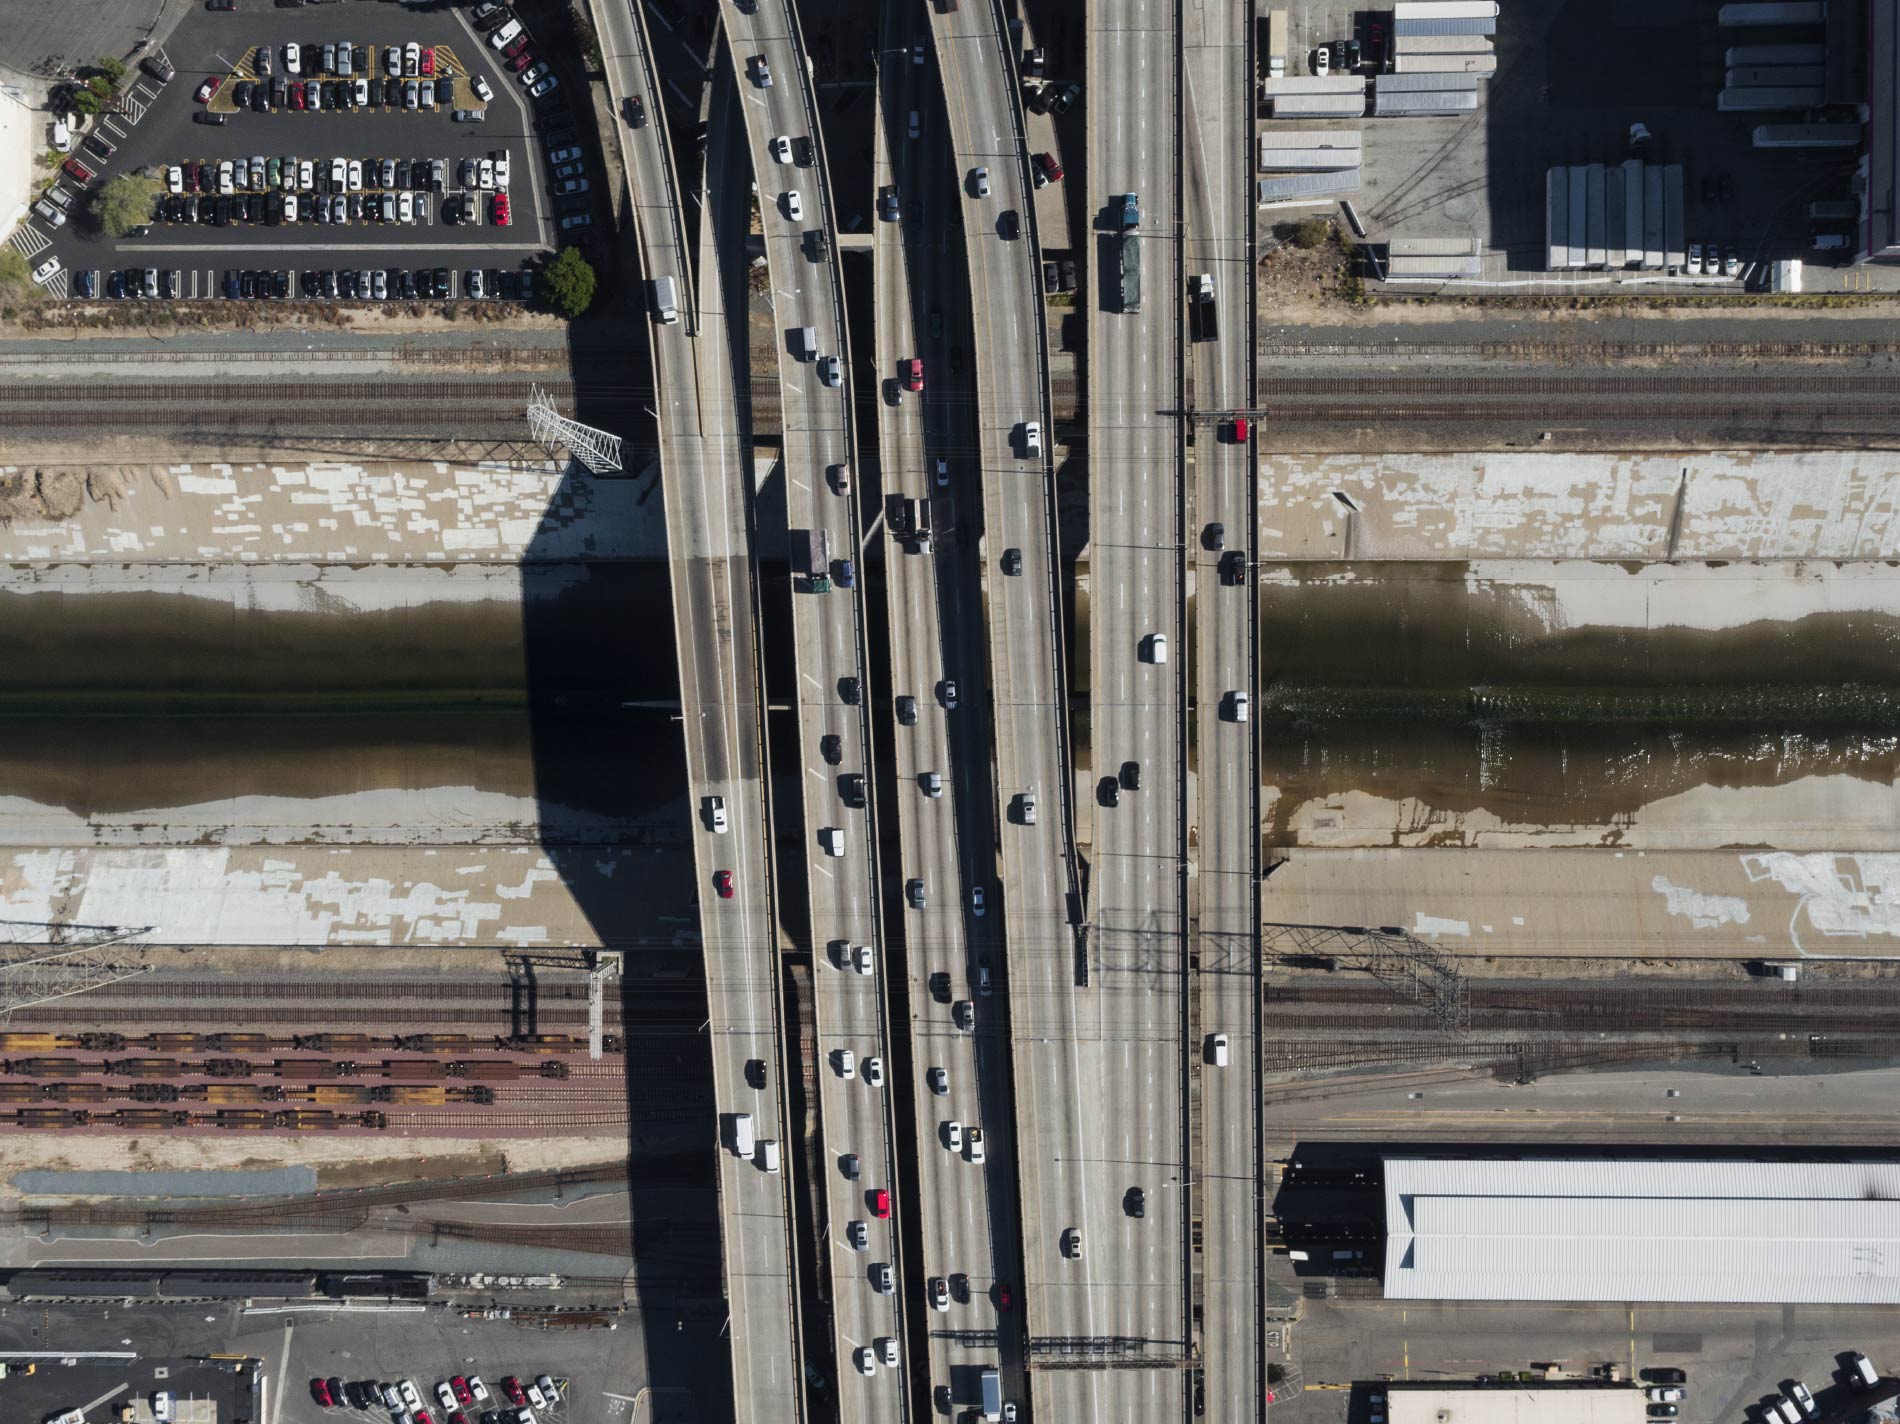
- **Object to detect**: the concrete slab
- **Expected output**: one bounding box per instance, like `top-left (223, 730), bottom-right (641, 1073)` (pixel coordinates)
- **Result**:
top-left (1258, 450), bottom-right (1900, 562)
top-left (1263, 848), bottom-right (1900, 959)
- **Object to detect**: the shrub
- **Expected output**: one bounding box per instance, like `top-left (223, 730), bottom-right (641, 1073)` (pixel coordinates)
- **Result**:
top-left (544, 246), bottom-right (597, 318)
top-left (94, 172), bottom-right (161, 238)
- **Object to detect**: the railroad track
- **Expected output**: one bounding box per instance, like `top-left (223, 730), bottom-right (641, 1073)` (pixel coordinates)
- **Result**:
top-left (1260, 373), bottom-right (1900, 399)
top-left (1258, 341), bottom-right (1900, 363)
top-left (11, 1003), bottom-right (614, 1027)
top-left (80, 978), bottom-right (603, 1002)
top-left (0, 378), bottom-right (578, 406)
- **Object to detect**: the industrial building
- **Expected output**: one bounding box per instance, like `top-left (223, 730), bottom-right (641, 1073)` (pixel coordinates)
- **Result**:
top-left (1382, 1158), bottom-right (1900, 1303)
top-left (1385, 1387), bottom-right (1648, 1424)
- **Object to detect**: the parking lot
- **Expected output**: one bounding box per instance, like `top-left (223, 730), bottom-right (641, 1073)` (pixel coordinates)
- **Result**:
top-left (15, 1), bottom-right (604, 300)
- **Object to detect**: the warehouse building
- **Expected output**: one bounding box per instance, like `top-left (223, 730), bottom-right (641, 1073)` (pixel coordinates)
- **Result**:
top-left (1386, 1387), bottom-right (1647, 1424)
top-left (1382, 1158), bottom-right (1900, 1302)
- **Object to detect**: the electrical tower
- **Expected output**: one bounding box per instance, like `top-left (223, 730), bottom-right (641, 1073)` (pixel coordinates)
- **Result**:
top-left (0, 921), bottom-right (153, 1020)
top-left (1263, 922), bottom-right (1469, 1032)
top-left (527, 385), bottom-right (623, 474)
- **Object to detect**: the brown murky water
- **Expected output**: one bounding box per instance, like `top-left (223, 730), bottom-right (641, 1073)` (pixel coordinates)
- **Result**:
top-left (1258, 563), bottom-right (1900, 847)
top-left (0, 564), bottom-right (682, 840)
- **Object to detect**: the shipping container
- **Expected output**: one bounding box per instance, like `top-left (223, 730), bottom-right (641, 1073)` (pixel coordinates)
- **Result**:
top-left (1259, 128), bottom-right (1362, 147)
top-left (1386, 254), bottom-right (1483, 277)
top-left (1546, 167), bottom-right (1571, 269)
top-left (0, 1034), bottom-right (71, 1053)
top-left (1585, 163), bottom-right (1606, 268)
top-left (1725, 43), bottom-right (1826, 63)
top-left (1393, 33), bottom-right (1495, 52)
top-left (1393, 16), bottom-right (1496, 34)
top-left (1623, 160), bottom-right (1645, 260)
top-left (1258, 146), bottom-right (1367, 168)
top-left (372, 1085), bottom-right (445, 1105)
top-left (1727, 64), bottom-right (1826, 85)
top-left (1643, 165), bottom-right (1665, 268)
top-left (1262, 75), bottom-right (1369, 93)
top-left (9, 1057), bottom-right (91, 1077)
top-left (14, 1108), bottom-right (88, 1127)
top-left (1393, 53), bottom-right (1498, 73)
top-left (1117, 233), bottom-right (1142, 313)
top-left (1717, 1), bottom-right (1827, 24)
top-left (1392, 0), bottom-right (1499, 16)
top-left (1271, 94), bottom-right (1368, 117)
top-left (281, 1110), bottom-right (346, 1131)
top-left (1373, 90), bottom-right (1479, 114)
top-left (1374, 71), bottom-right (1482, 90)
top-left (106, 1057), bottom-right (181, 1079)
top-left (1567, 167), bottom-right (1587, 267)
top-left (273, 1058), bottom-right (358, 1079)
top-left (1663, 164), bottom-right (1685, 270)
top-left (1718, 84), bottom-right (1823, 109)
top-left (1753, 121), bottom-right (1860, 146)
top-left (1268, 9), bottom-right (1288, 76)
top-left (392, 1034), bottom-right (479, 1054)
top-left (207, 1034), bottom-right (273, 1053)
top-left (1258, 169), bottom-right (1361, 204)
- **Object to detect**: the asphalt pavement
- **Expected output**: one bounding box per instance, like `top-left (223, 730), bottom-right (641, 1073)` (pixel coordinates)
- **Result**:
top-left (713, 0), bottom-right (911, 1419)
top-left (593, 5), bottom-right (804, 1424)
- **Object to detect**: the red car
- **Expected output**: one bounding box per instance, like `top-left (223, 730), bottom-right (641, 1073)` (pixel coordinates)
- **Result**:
top-left (450, 1378), bottom-right (474, 1406)
top-left (1035, 151), bottom-right (1064, 183)
top-left (415, 1412), bottom-right (434, 1424)
top-left (492, 193), bottom-right (511, 226)
top-left (1367, 21), bottom-right (1386, 64)
top-left (1228, 416), bottom-right (1250, 443)
top-left (903, 358), bottom-right (924, 393)
top-left (290, 81), bottom-right (306, 109)
top-left (871, 1188), bottom-right (891, 1219)
top-left (195, 75), bottom-right (221, 102)
top-left (449, 1415), bottom-right (469, 1424)
top-left (310, 1379), bottom-right (335, 1407)
top-left (997, 1282), bottom-right (1013, 1310)
top-left (504, 33), bottom-right (531, 58)
top-left (509, 48), bottom-right (535, 73)
top-left (501, 1378), bottom-right (528, 1406)
top-left (714, 870), bottom-right (734, 899)
top-left (420, 46), bottom-right (436, 76)
top-left (62, 158), bottom-right (93, 182)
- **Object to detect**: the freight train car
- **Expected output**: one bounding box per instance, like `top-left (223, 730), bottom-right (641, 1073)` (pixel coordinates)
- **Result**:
top-left (394, 1034), bottom-right (481, 1054)
top-left (273, 1059), bottom-right (359, 1079)
top-left (106, 1109), bottom-right (190, 1129)
top-left (206, 1034), bottom-right (274, 1053)
top-left (142, 1034), bottom-right (212, 1053)
top-left (183, 1084), bottom-right (286, 1104)
top-left (498, 1035), bottom-right (587, 1055)
top-left (105, 1058), bottom-right (183, 1079)
top-left (8, 1058), bottom-right (106, 1077)
top-left (377, 1060), bottom-right (448, 1081)
top-left (213, 1109), bottom-right (286, 1130)
top-left (0, 1032), bottom-right (124, 1052)
top-left (287, 1085), bottom-right (377, 1106)
top-left (292, 1034), bottom-right (378, 1054)
top-left (12, 1108), bottom-right (89, 1127)
top-left (446, 1060), bottom-right (523, 1081)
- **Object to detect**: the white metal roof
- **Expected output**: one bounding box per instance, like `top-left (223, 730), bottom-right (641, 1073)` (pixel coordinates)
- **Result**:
top-left (1383, 1159), bottom-right (1900, 1303)
top-left (1389, 1389), bottom-right (1648, 1424)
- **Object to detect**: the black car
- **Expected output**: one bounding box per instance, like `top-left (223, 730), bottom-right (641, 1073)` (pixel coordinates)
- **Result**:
top-left (1125, 1186), bottom-right (1146, 1218)
top-left (161, 269), bottom-right (178, 299)
top-left (353, 45), bottom-right (368, 73)
top-left (272, 270), bottom-right (289, 298)
top-left (300, 270), bottom-right (318, 296)
top-left (251, 82), bottom-right (269, 111)
top-left (74, 269), bottom-right (94, 297)
top-left (1099, 776), bottom-right (1120, 808)
top-left (840, 676), bottom-right (861, 705)
top-left (895, 695), bottom-right (916, 725)
top-left (432, 267), bottom-right (450, 298)
top-left (347, 194), bottom-right (362, 221)
top-left (217, 195), bottom-right (235, 224)
top-left (394, 159), bottom-right (409, 189)
top-left (265, 192), bottom-right (282, 224)
top-left (108, 270), bottom-right (127, 298)
top-left (1042, 260), bottom-right (1058, 292)
top-left (1343, 37), bottom-right (1361, 68)
top-left (1059, 258), bottom-right (1077, 291)
top-left (271, 77), bottom-right (287, 108)
top-left (320, 79), bottom-right (338, 108)
top-left (1025, 83), bottom-right (1050, 114)
top-left (435, 75), bottom-right (453, 104)
top-left (1643, 1370), bottom-right (1688, 1385)
top-left (628, 95), bottom-right (647, 126)
top-left (1002, 547), bottom-right (1022, 576)
top-left (1204, 521), bottom-right (1226, 551)
top-left (239, 271), bottom-right (257, 299)
top-left (1222, 550), bottom-right (1247, 586)
top-left (249, 194), bottom-right (265, 222)
top-left (998, 208), bottom-right (1020, 240)
top-left (193, 110), bottom-right (227, 125)
top-left (234, 80), bottom-right (255, 107)
top-left (320, 269), bottom-right (337, 298)
top-left (383, 76), bottom-right (401, 106)
top-left (1120, 761), bottom-right (1141, 791)
top-left (400, 269), bottom-right (416, 299)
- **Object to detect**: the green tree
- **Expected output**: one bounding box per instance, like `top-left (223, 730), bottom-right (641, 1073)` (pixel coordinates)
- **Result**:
top-left (96, 57), bottom-right (127, 89)
top-left (1291, 217), bottom-right (1331, 249)
top-left (72, 87), bottom-right (104, 115)
top-left (86, 75), bottom-right (111, 100)
top-left (0, 249), bottom-right (34, 300)
top-left (94, 171), bottom-right (161, 238)
top-left (543, 247), bottom-right (597, 318)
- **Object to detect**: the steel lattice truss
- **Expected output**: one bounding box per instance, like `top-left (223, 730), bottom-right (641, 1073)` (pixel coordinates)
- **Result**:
top-left (528, 385), bottom-right (623, 474)
top-left (0, 921), bottom-right (153, 1020)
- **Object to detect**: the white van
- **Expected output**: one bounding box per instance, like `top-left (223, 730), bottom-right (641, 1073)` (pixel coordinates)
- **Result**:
top-left (1230, 690), bottom-right (1250, 722)
top-left (1854, 1353), bottom-right (1880, 1389)
top-left (1145, 633), bottom-right (1168, 663)
top-left (1209, 1032), bottom-right (1229, 1067)
top-left (730, 1111), bottom-right (755, 1157)
top-left (821, 826), bottom-right (846, 857)
top-left (758, 1138), bottom-right (781, 1172)
top-left (651, 275), bottom-right (680, 324)
top-left (490, 18), bottom-right (524, 49)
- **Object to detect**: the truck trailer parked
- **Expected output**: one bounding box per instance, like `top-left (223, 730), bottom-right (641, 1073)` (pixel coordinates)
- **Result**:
top-left (1189, 273), bottom-right (1217, 340)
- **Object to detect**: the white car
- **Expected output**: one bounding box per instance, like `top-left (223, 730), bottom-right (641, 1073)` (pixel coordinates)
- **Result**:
top-left (970, 165), bottom-right (990, 197)
top-left (1022, 420), bottom-right (1041, 455)
top-left (971, 886), bottom-right (986, 917)
top-left (283, 194), bottom-right (298, 222)
top-left (284, 42), bottom-right (301, 75)
top-left (770, 134), bottom-right (791, 163)
top-left (944, 1120), bottom-right (963, 1152)
top-left (846, 1219), bottom-right (868, 1250)
top-left (1314, 44), bottom-right (1331, 75)
top-left (749, 53), bottom-right (773, 86)
top-left (783, 189), bottom-right (803, 220)
top-left (967, 1126), bottom-right (986, 1163)
top-left (437, 1382), bottom-right (458, 1412)
top-left (927, 1066), bottom-right (948, 1095)
top-left (929, 1277), bottom-right (949, 1311)
top-left (855, 944), bottom-right (873, 975)
top-left (404, 41), bottom-right (421, 76)
top-left (1648, 1389), bottom-right (1685, 1404)
top-left (347, 160), bottom-right (363, 192)
top-left (479, 158), bottom-right (495, 189)
top-left (167, 165), bottom-right (183, 193)
top-left (399, 1381), bottom-right (424, 1413)
top-left (399, 191), bottom-right (414, 222)
top-left (380, 157), bottom-right (396, 188)
top-left (536, 1376), bottom-right (560, 1403)
top-left (299, 159), bottom-right (314, 189)
top-left (526, 1383), bottom-right (548, 1409)
top-left (218, 160), bottom-right (235, 194)
top-left (855, 1347), bottom-right (876, 1377)
top-left (330, 157), bottom-right (346, 188)
top-left (520, 61), bottom-right (549, 87)
top-left (384, 45), bottom-right (401, 75)
top-left (468, 1377), bottom-right (491, 1405)
top-left (865, 1056), bottom-right (884, 1088)
top-left (493, 151), bottom-right (510, 186)
top-left (153, 1391), bottom-right (173, 1424)
top-left (837, 1048), bottom-right (856, 1079)
top-left (473, 74), bottom-right (494, 101)
top-left (1686, 242), bottom-right (1703, 275)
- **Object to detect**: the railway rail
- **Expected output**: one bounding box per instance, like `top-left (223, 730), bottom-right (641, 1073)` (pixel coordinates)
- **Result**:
top-left (0, 379), bottom-right (578, 407)
top-left (1257, 340), bottom-right (1900, 363)
top-left (1260, 373), bottom-right (1900, 398)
